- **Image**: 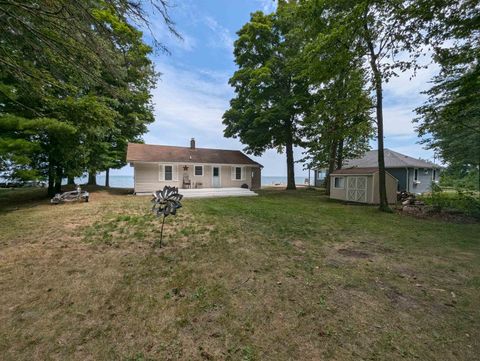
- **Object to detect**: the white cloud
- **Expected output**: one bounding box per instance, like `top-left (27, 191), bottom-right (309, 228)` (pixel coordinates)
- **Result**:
top-left (149, 62), bottom-right (231, 137)
top-left (383, 105), bottom-right (418, 137)
top-left (143, 60), bottom-right (309, 176)
top-left (203, 16), bottom-right (235, 53)
top-left (257, 0), bottom-right (277, 13)
top-left (384, 62), bottom-right (439, 102)
top-left (380, 61), bottom-right (439, 157)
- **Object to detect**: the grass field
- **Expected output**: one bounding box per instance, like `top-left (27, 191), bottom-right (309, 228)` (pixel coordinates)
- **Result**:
top-left (0, 187), bottom-right (479, 360)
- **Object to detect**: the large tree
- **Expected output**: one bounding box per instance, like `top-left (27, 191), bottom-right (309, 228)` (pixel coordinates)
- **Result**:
top-left (223, 10), bottom-right (310, 190)
top-left (301, 69), bottom-right (374, 194)
top-left (0, 0), bottom-right (172, 195)
top-left (295, 0), bottom-right (426, 210)
top-left (289, 0), bottom-right (374, 193)
top-left (415, 0), bottom-right (480, 191)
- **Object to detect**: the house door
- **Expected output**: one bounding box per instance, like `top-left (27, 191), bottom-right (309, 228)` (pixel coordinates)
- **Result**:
top-left (347, 177), bottom-right (367, 203)
top-left (212, 166), bottom-right (221, 188)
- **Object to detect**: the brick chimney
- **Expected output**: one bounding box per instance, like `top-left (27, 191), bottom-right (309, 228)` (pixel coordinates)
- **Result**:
top-left (190, 138), bottom-right (195, 149)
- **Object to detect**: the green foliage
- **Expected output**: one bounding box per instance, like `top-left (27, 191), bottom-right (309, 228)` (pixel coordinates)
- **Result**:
top-left (415, 0), bottom-right (480, 172)
top-left (223, 10), bottom-right (311, 189)
top-left (300, 66), bottom-right (374, 170)
top-left (0, 0), bottom-right (170, 194)
top-left (294, 0), bottom-right (374, 170)
top-left (439, 165), bottom-right (479, 191)
top-left (420, 190), bottom-right (480, 219)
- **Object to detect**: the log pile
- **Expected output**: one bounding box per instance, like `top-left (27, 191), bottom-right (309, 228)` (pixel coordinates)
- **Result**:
top-left (397, 192), bottom-right (426, 214)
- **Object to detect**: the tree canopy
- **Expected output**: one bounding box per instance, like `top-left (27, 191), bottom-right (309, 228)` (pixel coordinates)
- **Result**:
top-left (223, 9), bottom-right (310, 190)
top-left (0, 0), bottom-right (176, 195)
top-left (415, 0), bottom-right (480, 191)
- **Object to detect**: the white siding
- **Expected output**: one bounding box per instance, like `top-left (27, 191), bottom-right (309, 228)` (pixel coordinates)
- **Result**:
top-left (133, 162), bottom-right (258, 193)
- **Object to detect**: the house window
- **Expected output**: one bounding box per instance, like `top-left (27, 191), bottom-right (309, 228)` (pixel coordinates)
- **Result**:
top-left (164, 165), bottom-right (173, 181)
top-left (194, 165), bottom-right (203, 176)
top-left (334, 177), bottom-right (344, 189)
top-left (235, 167), bottom-right (242, 180)
top-left (432, 169), bottom-right (437, 181)
top-left (414, 168), bottom-right (419, 182)
top-left (424, 168), bottom-right (429, 175)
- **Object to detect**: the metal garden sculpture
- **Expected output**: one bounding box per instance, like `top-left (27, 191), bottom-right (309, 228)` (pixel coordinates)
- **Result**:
top-left (151, 186), bottom-right (183, 247)
top-left (51, 185), bottom-right (89, 204)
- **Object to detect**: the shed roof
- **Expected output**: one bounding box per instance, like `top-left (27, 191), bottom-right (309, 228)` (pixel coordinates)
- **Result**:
top-left (345, 149), bottom-right (437, 169)
top-left (330, 167), bottom-right (379, 175)
top-left (126, 143), bottom-right (262, 167)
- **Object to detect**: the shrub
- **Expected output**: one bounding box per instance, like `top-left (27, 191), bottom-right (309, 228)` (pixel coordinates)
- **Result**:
top-left (420, 190), bottom-right (480, 219)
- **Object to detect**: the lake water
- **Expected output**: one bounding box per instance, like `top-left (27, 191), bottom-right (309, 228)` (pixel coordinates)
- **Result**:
top-left (65, 175), bottom-right (311, 188)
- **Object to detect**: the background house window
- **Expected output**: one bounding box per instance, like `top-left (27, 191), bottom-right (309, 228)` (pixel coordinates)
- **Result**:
top-left (432, 169), bottom-right (437, 181)
top-left (194, 165), bottom-right (203, 176)
top-left (424, 168), bottom-right (429, 175)
top-left (414, 168), bottom-right (419, 182)
top-left (164, 165), bottom-right (173, 181)
top-left (235, 167), bottom-right (242, 180)
top-left (334, 177), bottom-right (344, 188)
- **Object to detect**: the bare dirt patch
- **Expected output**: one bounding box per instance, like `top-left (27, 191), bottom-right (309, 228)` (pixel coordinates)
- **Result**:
top-left (337, 248), bottom-right (370, 258)
top-left (395, 207), bottom-right (479, 224)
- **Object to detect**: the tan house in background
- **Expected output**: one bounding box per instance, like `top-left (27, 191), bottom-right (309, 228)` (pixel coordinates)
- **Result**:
top-left (329, 167), bottom-right (398, 204)
top-left (126, 139), bottom-right (262, 194)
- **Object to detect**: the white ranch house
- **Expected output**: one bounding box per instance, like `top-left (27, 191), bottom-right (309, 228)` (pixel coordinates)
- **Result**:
top-left (126, 139), bottom-right (262, 194)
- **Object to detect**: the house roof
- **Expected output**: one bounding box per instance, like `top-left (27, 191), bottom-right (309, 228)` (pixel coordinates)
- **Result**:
top-left (330, 167), bottom-right (379, 175)
top-left (345, 149), bottom-right (438, 169)
top-left (126, 143), bottom-right (262, 167)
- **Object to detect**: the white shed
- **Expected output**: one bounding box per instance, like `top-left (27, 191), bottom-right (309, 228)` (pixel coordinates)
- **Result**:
top-left (330, 167), bottom-right (398, 204)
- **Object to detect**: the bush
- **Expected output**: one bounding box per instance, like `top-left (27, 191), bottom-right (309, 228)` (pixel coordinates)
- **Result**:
top-left (420, 190), bottom-right (480, 219)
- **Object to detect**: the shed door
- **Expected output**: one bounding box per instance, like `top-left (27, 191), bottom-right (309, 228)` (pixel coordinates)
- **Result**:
top-left (347, 177), bottom-right (367, 203)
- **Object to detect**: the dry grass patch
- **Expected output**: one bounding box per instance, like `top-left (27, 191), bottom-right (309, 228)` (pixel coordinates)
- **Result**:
top-left (0, 187), bottom-right (479, 360)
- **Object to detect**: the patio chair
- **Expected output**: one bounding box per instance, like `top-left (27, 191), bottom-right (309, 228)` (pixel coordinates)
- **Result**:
top-left (183, 175), bottom-right (191, 189)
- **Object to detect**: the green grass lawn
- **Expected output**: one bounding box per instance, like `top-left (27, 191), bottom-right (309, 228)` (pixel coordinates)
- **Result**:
top-left (0, 188), bottom-right (479, 360)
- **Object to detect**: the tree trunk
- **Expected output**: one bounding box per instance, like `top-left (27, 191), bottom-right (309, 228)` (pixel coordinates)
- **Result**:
top-left (325, 139), bottom-right (338, 196)
top-left (105, 168), bottom-right (110, 188)
top-left (88, 172), bottom-right (96, 186)
top-left (47, 159), bottom-right (55, 197)
top-left (54, 166), bottom-right (62, 194)
top-left (67, 176), bottom-right (75, 185)
top-left (336, 139), bottom-right (344, 170)
top-left (368, 44), bottom-right (390, 211)
top-left (285, 121), bottom-right (296, 190)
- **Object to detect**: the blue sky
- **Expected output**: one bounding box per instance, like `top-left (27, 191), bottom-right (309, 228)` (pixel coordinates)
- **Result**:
top-left (113, 0), bottom-right (439, 177)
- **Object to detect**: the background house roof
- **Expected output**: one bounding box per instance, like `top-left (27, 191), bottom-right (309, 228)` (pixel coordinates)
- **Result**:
top-left (345, 149), bottom-right (438, 169)
top-left (127, 143), bottom-right (262, 167)
top-left (330, 167), bottom-right (379, 175)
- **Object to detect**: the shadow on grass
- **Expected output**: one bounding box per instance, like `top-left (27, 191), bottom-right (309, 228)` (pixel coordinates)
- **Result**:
top-left (0, 185), bottom-right (133, 212)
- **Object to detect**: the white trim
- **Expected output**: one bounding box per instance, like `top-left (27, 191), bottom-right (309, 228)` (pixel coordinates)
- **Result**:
top-left (346, 176), bottom-right (367, 203)
top-left (333, 176), bottom-right (345, 189)
top-left (405, 167), bottom-right (409, 192)
top-left (158, 164), bottom-right (163, 182)
top-left (194, 165), bottom-right (204, 176)
top-left (164, 164), bottom-right (174, 181)
top-left (413, 168), bottom-right (420, 185)
top-left (371, 174), bottom-right (375, 203)
top-left (232, 166), bottom-right (244, 181)
top-left (130, 160), bottom-right (261, 168)
top-left (212, 165), bottom-right (221, 188)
